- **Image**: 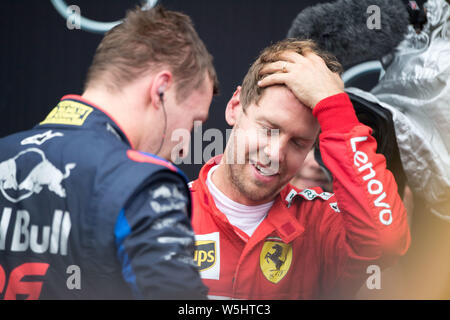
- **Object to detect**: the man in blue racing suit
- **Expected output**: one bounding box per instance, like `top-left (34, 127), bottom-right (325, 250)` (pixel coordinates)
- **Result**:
top-left (0, 5), bottom-right (218, 299)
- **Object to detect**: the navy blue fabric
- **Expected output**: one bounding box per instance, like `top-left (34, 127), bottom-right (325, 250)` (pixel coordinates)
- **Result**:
top-left (114, 209), bottom-right (142, 299)
top-left (0, 96), bottom-right (206, 299)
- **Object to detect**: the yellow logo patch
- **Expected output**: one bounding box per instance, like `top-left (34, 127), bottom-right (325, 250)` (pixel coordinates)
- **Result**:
top-left (40, 101), bottom-right (93, 126)
top-left (260, 238), bottom-right (292, 284)
top-left (194, 240), bottom-right (216, 272)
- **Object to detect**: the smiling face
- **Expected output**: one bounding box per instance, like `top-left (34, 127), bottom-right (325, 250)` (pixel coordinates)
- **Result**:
top-left (221, 85), bottom-right (320, 205)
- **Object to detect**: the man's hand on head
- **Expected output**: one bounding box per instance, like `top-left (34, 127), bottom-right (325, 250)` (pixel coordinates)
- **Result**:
top-left (257, 51), bottom-right (344, 109)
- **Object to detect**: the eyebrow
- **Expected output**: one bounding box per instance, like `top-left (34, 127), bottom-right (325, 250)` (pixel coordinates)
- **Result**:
top-left (258, 118), bottom-right (316, 142)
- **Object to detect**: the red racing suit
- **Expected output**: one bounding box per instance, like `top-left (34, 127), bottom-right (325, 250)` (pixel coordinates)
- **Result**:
top-left (190, 93), bottom-right (410, 299)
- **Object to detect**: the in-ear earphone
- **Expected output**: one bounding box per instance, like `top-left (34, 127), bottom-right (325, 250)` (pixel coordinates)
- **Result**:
top-left (158, 84), bottom-right (166, 100)
top-left (154, 85), bottom-right (167, 156)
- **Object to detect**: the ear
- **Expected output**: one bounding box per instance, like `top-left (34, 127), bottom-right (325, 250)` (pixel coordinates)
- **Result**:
top-left (148, 70), bottom-right (173, 109)
top-left (225, 86), bottom-right (243, 126)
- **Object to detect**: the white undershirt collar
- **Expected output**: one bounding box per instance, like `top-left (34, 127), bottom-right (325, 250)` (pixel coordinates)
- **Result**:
top-left (206, 165), bottom-right (273, 237)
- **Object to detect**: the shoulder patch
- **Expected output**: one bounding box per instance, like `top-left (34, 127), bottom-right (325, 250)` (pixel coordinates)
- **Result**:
top-left (329, 202), bottom-right (341, 213)
top-left (127, 150), bottom-right (176, 172)
top-left (40, 100), bottom-right (93, 126)
top-left (149, 183), bottom-right (188, 215)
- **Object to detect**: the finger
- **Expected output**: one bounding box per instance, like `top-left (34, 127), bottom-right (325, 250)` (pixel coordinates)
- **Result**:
top-left (276, 50), bottom-right (308, 64)
top-left (301, 52), bottom-right (327, 70)
top-left (257, 73), bottom-right (289, 88)
top-left (302, 51), bottom-right (322, 61)
top-left (259, 61), bottom-right (291, 75)
top-left (260, 52), bottom-right (311, 75)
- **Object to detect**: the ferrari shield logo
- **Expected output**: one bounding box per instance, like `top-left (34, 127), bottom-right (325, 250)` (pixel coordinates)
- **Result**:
top-left (260, 238), bottom-right (292, 284)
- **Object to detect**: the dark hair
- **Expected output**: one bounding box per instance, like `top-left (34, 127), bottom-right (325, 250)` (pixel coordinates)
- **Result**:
top-left (84, 5), bottom-right (219, 102)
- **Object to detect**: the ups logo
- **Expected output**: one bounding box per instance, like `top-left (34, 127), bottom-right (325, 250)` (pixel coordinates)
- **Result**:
top-left (194, 240), bottom-right (216, 271)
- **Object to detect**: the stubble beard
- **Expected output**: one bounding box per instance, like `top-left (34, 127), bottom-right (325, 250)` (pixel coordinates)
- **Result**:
top-left (226, 161), bottom-right (281, 204)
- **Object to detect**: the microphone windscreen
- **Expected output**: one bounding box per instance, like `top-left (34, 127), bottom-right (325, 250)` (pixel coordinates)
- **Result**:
top-left (287, 0), bottom-right (410, 68)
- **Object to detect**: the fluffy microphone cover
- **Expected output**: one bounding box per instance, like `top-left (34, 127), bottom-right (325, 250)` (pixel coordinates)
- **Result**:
top-left (287, 0), bottom-right (410, 68)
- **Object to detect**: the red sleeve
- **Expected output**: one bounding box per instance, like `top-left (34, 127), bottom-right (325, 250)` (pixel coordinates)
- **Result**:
top-left (313, 93), bottom-right (411, 297)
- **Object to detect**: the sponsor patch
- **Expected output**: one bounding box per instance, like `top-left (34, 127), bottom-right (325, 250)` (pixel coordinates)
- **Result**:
top-left (298, 189), bottom-right (333, 201)
top-left (285, 189), bottom-right (297, 208)
top-left (0, 148), bottom-right (75, 203)
top-left (194, 232), bottom-right (220, 280)
top-left (260, 237), bottom-right (292, 284)
top-left (149, 184), bottom-right (187, 214)
top-left (285, 188), bottom-right (334, 207)
top-left (21, 130), bottom-right (63, 145)
top-left (329, 202), bottom-right (341, 213)
top-left (40, 100), bottom-right (93, 126)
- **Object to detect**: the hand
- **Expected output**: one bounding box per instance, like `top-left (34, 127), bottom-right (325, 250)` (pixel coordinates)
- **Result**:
top-left (258, 51), bottom-right (344, 109)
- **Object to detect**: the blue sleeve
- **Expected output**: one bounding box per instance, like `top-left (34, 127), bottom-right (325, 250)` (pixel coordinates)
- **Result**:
top-left (114, 171), bottom-right (207, 299)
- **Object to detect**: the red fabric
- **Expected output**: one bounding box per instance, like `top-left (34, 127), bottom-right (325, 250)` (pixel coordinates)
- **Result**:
top-left (190, 93), bottom-right (410, 299)
top-left (127, 150), bottom-right (177, 172)
top-left (313, 92), bottom-right (360, 133)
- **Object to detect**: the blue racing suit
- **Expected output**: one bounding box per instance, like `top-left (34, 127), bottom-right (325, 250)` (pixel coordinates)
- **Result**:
top-left (0, 95), bottom-right (207, 299)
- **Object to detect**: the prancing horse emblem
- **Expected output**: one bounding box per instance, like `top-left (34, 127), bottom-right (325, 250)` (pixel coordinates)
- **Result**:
top-left (265, 244), bottom-right (286, 270)
top-left (260, 238), bottom-right (292, 284)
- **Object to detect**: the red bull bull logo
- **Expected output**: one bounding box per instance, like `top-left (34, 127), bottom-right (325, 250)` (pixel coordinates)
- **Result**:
top-left (0, 146), bottom-right (74, 257)
top-left (0, 148), bottom-right (76, 203)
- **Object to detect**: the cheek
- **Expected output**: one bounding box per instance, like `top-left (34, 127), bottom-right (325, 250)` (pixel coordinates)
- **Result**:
top-left (285, 149), bottom-right (309, 176)
top-left (170, 115), bottom-right (193, 134)
top-left (231, 123), bottom-right (260, 154)
top-left (166, 118), bottom-right (191, 147)
top-left (247, 129), bottom-right (265, 153)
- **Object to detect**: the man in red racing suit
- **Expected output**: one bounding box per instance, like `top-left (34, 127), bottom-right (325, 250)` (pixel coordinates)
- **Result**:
top-left (189, 39), bottom-right (410, 299)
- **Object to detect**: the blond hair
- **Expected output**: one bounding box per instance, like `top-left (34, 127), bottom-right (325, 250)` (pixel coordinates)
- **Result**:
top-left (240, 38), bottom-right (342, 110)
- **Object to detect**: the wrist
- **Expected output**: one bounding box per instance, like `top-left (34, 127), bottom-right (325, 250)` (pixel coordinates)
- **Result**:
top-left (311, 90), bottom-right (345, 109)
top-left (312, 92), bottom-right (360, 133)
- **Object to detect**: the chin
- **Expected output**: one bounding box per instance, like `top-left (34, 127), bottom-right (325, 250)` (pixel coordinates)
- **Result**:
top-left (242, 178), bottom-right (285, 203)
top-left (241, 189), bottom-right (277, 204)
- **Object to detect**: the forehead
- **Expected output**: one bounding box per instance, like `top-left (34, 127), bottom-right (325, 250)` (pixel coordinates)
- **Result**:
top-left (249, 86), bottom-right (317, 131)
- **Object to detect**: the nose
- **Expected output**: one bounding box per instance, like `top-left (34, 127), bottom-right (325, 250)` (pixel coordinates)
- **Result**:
top-left (261, 133), bottom-right (287, 166)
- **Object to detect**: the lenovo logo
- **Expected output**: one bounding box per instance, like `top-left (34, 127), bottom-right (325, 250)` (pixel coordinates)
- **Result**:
top-left (350, 136), bottom-right (392, 226)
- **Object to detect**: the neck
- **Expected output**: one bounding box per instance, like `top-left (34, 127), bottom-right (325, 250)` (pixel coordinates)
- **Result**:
top-left (81, 86), bottom-right (144, 150)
